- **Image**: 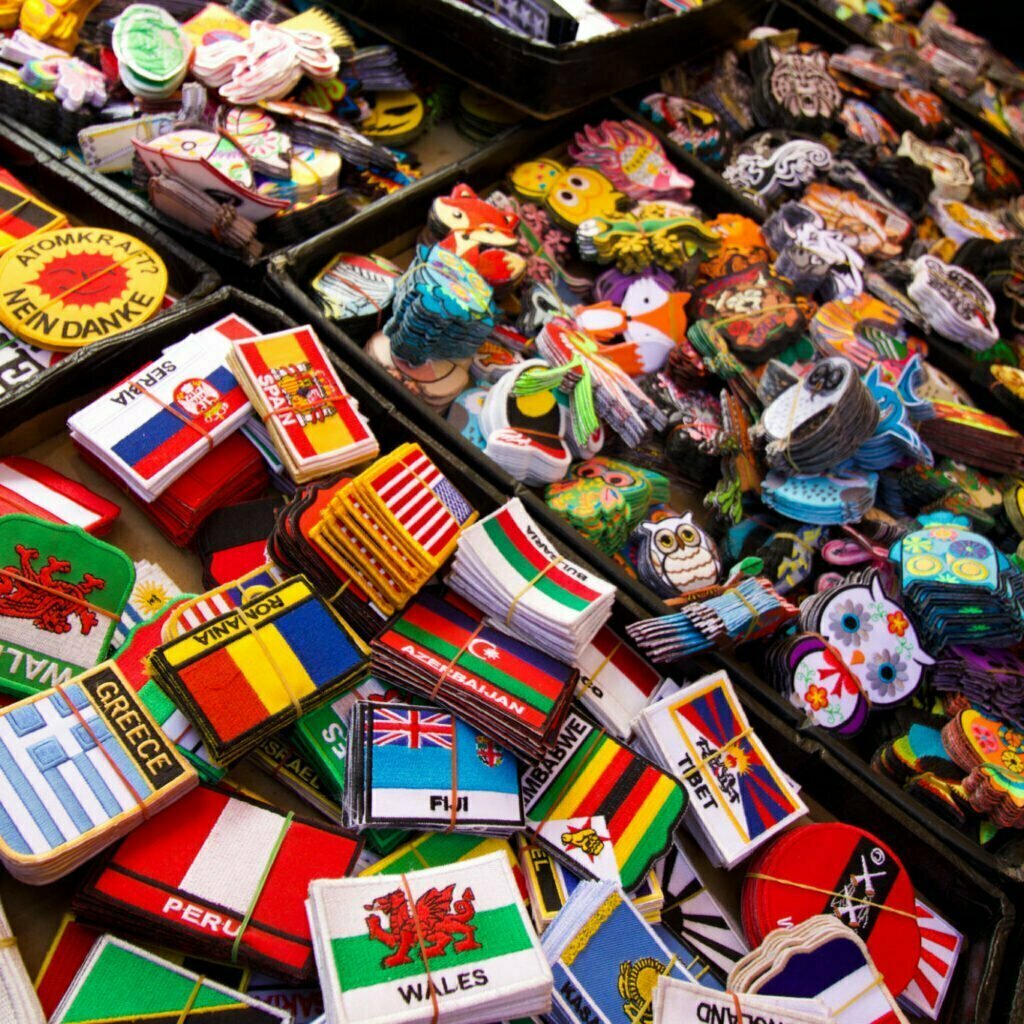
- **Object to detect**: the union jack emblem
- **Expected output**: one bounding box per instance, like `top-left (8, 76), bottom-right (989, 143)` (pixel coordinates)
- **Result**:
top-left (372, 707), bottom-right (453, 749)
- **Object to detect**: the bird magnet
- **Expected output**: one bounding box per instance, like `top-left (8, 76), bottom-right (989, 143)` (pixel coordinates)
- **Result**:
top-left (630, 513), bottom-right (721, 599)
top-left (568, 119), bottom-right (694, 202)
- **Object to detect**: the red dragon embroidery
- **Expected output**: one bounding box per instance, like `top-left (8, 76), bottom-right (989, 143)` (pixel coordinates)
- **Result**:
top-left (0, 545), bottom-right (106, 635)
top-left (364, 884), bottom-right (480, 969)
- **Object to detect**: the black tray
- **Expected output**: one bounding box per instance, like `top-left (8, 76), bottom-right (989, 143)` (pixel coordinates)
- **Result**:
top-left (1, 285), bottom-right (1013, 1022)
top-left (789, 0), bottom-right (1024, 176)
top-left (618, 0), bottom-right (1024, 430)
top-left (324, 0), bottom-right (764, 119)
top-left (0, 111), bottom-right (514, 282)
top-left (0, 124), bottom-right (219, 434)
top-left (268, 58), bottom-right (1024, 887)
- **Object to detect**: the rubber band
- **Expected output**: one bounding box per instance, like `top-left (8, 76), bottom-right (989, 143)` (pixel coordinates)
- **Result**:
top-left (625, 954), bottom-right (677, 1024)
top-left (37, 249), bottom-right (151, 313)
top-left (708, 303), bottom-right (804, 330)
top-left (731, 586), bottom-right (764, 643)
top-left (745, 873), bottom-right (918, 919)
top-left (779, 380), bottom-right (804, 475)
top-left (0, 567), bottom-right (120, 622)
top-left (432, 622), bottom-right (485, 699)
top-left (233, 604), bottom-right (305, 719)
top-left (231, 811), bottom-right (294, 963)
top-left (831, 969), bottom-right (888, 1016)
top-left (54, 682), bottom-right (148, 818)
top-left (577, 639), bottom-right (622, 696)
top-left (400, 873), bottom-right (441, 1024)
top-left (329, 579), bottom-right (352, 604)
top-left (133, 381), bottom-right (215, 453)
top-left (730, 990), bottom-right (744, 1021)
top-left (176, 975), bottom-right (206, 1024)
top-left (0, 935), bottom-right (17, 949)
top-left (772, 531), bottom-right (815, 558)
top-left (506, 556), bottom-right (564, 626)
top-left (448, 722), bottom-right (459, 832)
top-left (507, 425), bottom-right (565, 442)
top-left (411, 845), bottom-right (431, 869)
top-left (680, 726), bottom-right (754, 780)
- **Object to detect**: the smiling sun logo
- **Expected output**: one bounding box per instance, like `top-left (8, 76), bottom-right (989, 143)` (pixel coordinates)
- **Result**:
top-left (29, 251), bottom-right (129, 308)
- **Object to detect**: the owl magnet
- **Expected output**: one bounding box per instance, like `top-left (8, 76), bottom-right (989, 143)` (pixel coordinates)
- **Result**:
top-left (771, 631), bottom-right (870, 734)
top-left (801, 570), bottom-right (935, 709)
top-left (631, 512), bottom-right (722, 598)
top-left (758, 358), bottom-right (880, 473)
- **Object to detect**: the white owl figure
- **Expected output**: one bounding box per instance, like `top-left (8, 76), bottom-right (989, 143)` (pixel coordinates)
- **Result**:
top-left (632, 513), bottom-right (721, 599)
top-left (815, 572), bottom-right (935, 706)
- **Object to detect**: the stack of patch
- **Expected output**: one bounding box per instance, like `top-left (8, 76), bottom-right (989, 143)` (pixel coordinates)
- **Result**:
top-left (84, 430), bottom-right (269, 546)
top-left (269, 474), bottom-right (388, 639)
top-left (229, 324), bottom-right (378, 483)
top-left (310, 443), bottom-right (477, 615)
top-left (371, 589), bottom-right (578, 759)
top-left (0, 514), bottom-right (135, 698)
top-left (0, 662), bottom-right (197, 883)
top-left (932, 645), bottom-right (1024, 725)
top-left (344, 699), bottom-right (524, 835)
top-left (521, 709), bottom-right (687, 892)
top-left (626, 577), bottom-right (798, 662)
top-left (635, 670), bottom-right (807, 868)
top-left (148, 576), bottom-right (370, 764)
top-left (307, 852), bottom-right (552, 1024)
top-left (446, 498), bottom-right (615, 664)
top-left (889, 513), bottom-right (1024, 649)
top-left (542, 879), bottom-right (697, 1024)
top-left (67, 316), bottom-right (254, 502)
top-left (49, 935), bottom-right (291, 1024)
top-left (73, 786), bottom-right (363, 980)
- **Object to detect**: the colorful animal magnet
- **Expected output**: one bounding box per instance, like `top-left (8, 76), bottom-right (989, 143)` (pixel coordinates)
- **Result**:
top-left (509, 159), bottom-right (624, 230)
top-left (692, 263), bottom-right (808, 363)
top-left (568, 119), bottom-right (694, 202)
top-left (801, 570), bottom-right (935, 709)
top-left (427, 184), bottom-right (526, 290)
top-left (574, 273), bottom-right (690, 374)
top-left (631, 512), bottom-right (721, 599)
